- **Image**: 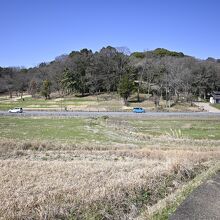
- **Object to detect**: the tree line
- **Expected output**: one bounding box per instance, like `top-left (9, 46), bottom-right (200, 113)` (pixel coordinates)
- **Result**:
top-left (1, 46), bottom-right (220, 104)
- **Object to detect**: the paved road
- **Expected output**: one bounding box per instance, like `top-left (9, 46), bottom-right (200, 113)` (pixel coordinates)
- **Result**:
top-left (0, 110), bottom-right (220, 118)
top-left (170, 171), bottom-right (220, 220)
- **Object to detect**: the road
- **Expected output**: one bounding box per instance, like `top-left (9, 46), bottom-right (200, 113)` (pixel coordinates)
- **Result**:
top-left (170, 171), bottom-right (220, 220)
top-left (1, 110), bottom-right (220, 118)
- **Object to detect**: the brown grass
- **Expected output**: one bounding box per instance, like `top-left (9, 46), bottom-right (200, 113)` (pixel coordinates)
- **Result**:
top-left (0, 138), bottom-right (219, 219)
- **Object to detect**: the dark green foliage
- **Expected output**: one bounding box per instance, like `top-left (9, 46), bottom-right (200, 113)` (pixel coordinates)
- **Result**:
top-left (41, 80), bottom-right (52, 99)
top-left (153, 48), bottom-right (184, 57)
top-left (69, 51), bottom-right (81, 58)
top-left (131, 52), bottom-right (145, 59)
top-left (63, 50), bottom-right (92, 96)
top-left (118, 73), bottom-right (135, 105)
top-left (39, 62), bottom-right (47, 67)
top-left (0, 46), bottom-right (220, 103)
top-left (61, 68), bottom-right (76, 93)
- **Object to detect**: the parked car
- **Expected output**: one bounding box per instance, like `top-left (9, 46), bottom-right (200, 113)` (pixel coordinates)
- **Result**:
top-left (8, 107), bottom-right (23, 113)
top-left (133, 107), bottom-right (145, 113)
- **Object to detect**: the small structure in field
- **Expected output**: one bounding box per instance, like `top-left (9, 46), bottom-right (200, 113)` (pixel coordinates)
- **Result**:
top-left (210, 91), bottom-right (220, 104)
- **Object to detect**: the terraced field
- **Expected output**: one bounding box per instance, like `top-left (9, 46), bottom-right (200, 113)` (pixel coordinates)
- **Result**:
top-left (0, 116), bottom-right (219, 219)
top-left (0, 93), bottom-right (200, 112)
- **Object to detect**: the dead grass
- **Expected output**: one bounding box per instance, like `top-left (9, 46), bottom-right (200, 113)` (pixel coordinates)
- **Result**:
top-left (0, 137), bottom-right (219, 219)
top-left (0, 116), bottom-right (219, 219)
top-left (0, 92), bottom-right (200, 112)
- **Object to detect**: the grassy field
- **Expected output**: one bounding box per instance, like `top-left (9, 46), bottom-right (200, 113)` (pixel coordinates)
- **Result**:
top-left (0, 93), bottom-right (200, 112)
top-left (0, 116), bottom-right (219, 219)
top-left (212, 103), bottom-right (220, 110)
top-left (0, 116), bottom-right (220, 141)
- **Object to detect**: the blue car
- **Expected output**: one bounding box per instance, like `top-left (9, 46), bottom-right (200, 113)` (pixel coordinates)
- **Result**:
top-left (133, 107), bottom-right (145, 113)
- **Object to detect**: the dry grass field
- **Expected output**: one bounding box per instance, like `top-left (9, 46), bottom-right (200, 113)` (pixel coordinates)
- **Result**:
top-left (0, 93), bottom-right (200, 112)
top-left (0, 116), bottom-right (219, 219)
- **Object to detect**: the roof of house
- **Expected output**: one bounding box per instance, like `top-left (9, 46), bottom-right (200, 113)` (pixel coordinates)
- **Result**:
top-left (212, 91), bottom-right (220, 99)
top-left (212, 91), bottom-right (220, 95)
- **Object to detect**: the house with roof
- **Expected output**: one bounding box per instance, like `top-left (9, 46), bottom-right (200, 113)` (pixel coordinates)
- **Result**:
top-left (210, 91), bottom-right (220, 104)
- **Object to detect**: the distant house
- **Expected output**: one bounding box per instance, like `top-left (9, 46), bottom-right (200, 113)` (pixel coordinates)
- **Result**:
top-left (210, 91), bottom-right (220, 104)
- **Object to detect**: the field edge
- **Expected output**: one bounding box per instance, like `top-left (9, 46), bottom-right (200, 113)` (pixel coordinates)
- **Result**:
top-left (144, 162), bottom-right (220, 220)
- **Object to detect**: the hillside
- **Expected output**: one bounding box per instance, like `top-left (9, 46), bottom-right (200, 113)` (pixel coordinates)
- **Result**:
top-left (0, 47), bottom-right (220, 104)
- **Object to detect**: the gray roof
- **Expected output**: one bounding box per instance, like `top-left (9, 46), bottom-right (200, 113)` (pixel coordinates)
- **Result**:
top-left (212, 91), bottom-right (220, 99)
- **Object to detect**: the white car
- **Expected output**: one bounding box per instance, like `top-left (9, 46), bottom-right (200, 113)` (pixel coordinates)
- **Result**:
top-left (8, 107), bottom-right (23, 113)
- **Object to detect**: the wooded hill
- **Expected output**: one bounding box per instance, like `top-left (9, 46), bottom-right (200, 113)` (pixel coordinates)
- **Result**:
top-left (1, 47), bottom-right (220, 103)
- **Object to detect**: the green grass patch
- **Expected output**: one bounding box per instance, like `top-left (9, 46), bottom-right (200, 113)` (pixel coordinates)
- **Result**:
top-left (211, 104), bottom-right (220, 110)
top-left (130, 119), bottom-right (220, 140)
top-left (0, 117), bottom-right (109, 142)
top-left (0, 96), bottom-right (116, 110)
top-left (0, 117), bottom-right (219, 142)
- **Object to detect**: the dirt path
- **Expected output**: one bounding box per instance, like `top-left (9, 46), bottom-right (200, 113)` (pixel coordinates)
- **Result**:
top-left (194, 102), bottom-right (220, 113)
top-left (170, 171), bottom-right (220, 219)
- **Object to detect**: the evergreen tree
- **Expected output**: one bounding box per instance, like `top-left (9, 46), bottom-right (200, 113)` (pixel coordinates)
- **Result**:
top-left (41, 80), bottom-right (52, 99)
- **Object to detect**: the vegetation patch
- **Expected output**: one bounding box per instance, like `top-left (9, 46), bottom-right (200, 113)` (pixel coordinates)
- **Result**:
top-left (0, 141), bottom-right (218, 219)
top-left (211, 103), bottom-right (220, 110)
top-left (0, 116), bottom-right (219, 219)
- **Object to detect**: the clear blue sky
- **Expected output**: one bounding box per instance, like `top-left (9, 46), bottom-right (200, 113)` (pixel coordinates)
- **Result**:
top-left (0, 0), bottom-right (220, 67)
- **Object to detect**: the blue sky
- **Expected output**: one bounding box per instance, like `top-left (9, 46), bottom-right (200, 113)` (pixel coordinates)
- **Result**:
top-left (0, 0), bottom-right (220, 67)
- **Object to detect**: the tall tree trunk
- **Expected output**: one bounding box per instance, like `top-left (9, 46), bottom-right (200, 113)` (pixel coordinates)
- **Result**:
top-left (9, 90), bottom-right (12, 99)
top-left (165, 72), bottom-right (169, 108)
top-left (137, 83), bottom-right (140, 102)
top-left (124, 97), bottom-right (128, 106)
top-left (147, 82), bottom-right (150, 95)
top-left (165, 87), bottom-right (168, 108)
top-left (174, 89), bottom-right (179, 103)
